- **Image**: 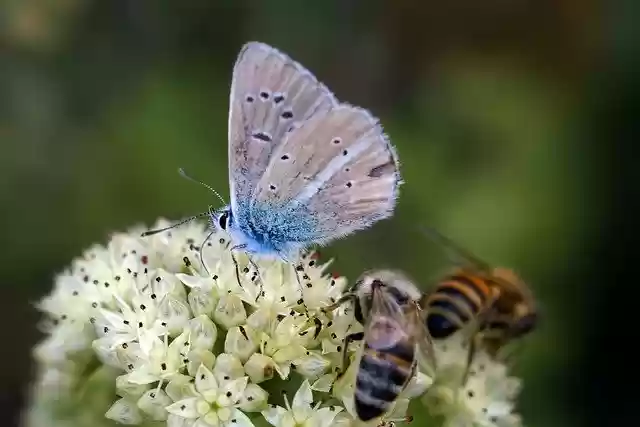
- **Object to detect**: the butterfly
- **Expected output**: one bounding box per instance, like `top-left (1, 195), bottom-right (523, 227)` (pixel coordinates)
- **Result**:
top-left (144, 42), bottom-right (402, 289)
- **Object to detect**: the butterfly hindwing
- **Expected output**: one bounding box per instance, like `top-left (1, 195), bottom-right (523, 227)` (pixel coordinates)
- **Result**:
top-left (227, 42), bottom-right (337, 216)
top-left (252, 105), bottom-right (401, 245)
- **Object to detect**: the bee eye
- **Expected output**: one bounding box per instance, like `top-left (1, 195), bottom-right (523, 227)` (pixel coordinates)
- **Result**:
top-left (218, 212), bottom-right (229, 230)
top-left (514, 313), bottom-right (537, 335)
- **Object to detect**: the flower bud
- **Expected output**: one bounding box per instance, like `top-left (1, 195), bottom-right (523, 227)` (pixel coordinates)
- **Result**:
top-left (237, 383), bottom-right (269, 412)
top-left (186, 348), bottom-right (216, 377)
top-left (105, 398), bottom-right (143, 425)
top-left (213, 294), bottom-right (246, 328)
top-left (137, 389), bottom-right (172, 421)
top-left (244, 353), bottom-right (276, 383)
top-left (188, 315), bottom-right (218, 350)
top-left (157, 295), bottom-right (191, 336)
top-left (224, 326), bottom-right (258, 363)
top-left (187, 287), bottom-right (217, 317)
top-left (115, 374), bottom-right (149, 400)
top-left (165, 374), bottom-right (197, 402)
top-left (293, 351), bottom-right (330, 379)
top-left (212, 353), bottom-right (245, 383)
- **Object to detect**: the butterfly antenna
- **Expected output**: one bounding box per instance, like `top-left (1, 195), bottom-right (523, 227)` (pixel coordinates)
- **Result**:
top-left (141, 212), bottom-right (210, 237)
top-left (418, 225), bottom-right (491, 271)
top-left (178, 168), bottom-right (226, 205)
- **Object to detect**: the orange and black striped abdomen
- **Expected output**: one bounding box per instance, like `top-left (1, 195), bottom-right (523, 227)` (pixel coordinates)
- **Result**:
top-left (425, 273), bottom-right (491, 339)
top-left (354, 341), bottom-right (415, 421)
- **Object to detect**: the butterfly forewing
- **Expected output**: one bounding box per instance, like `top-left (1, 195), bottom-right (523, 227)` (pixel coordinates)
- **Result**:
top-left (228, 42), bottom-right (337, 214)
top-left (253, 105), bottom-right (400, 244)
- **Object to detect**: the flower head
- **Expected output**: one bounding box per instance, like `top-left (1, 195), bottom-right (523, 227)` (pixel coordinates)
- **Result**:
top-left (24, 218), bottom-right (526, 427)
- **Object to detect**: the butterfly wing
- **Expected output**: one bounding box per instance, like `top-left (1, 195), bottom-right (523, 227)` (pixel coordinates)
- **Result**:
top-left (252, 105), bottom-right (401, 245)
top-left (227, 42), bottom-right (337, 217)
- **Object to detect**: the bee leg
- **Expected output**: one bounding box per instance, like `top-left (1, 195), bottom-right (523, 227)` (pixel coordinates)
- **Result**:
top-left (321, 293), bottom-right (358, 314)
top-left (337, 332), bottom-right (364, 378)
top-left (461, 332), bottom-right (483, 386)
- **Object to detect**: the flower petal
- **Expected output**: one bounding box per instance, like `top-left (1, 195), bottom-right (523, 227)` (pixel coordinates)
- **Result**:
top-left (220, 376), bottom-right (249, 403)
top-left (166, 397), bottom-right (200, 419)
top-left (213, 353), bottom-right (245, 383)
top-left (137, 389), bottom-right (172, 421)
top-left (224, 409), bottom-right (255, 427)
top-left (311, 407), bottom-right (343, 427)
top-left (168, 414), bottom-right (196, 427)
top-left (261, 405), bottom-right (287, 427)
top-left (105, 398), bottom-right (143, 425)
top-left (291, 380), bottom-right (313, 421)
top-left (195, 364), bottom-right (218, 395)
top-left (238, 384), bottom-right (269, 413)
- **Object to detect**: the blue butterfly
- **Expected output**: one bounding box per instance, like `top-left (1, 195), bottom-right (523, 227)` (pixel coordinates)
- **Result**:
top-left (145, 42), bottom-right (401, 281)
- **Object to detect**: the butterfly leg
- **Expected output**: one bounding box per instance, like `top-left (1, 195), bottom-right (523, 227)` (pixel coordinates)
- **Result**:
top-left (229, 244), bottom-right (248, 289)
top-left (245, 255), bottom-right (264, 302)
top-left (291, 263), bottom-right (310, 315)
top-left (197, 230), bottom-right (215, 275)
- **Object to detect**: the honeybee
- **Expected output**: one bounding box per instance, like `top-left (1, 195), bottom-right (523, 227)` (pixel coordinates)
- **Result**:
top-left (322, 270), bottom-right (434, 423)
top-left (422, 227), bottom-right (538, 378)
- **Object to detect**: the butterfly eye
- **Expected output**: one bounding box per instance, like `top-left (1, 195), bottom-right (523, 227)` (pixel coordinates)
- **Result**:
top-left (218, 212), bottom-right (229, 230)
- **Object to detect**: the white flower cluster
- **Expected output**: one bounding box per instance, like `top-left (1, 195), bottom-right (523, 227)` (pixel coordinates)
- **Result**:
top-left (24, 218), bottom-right (524, 427)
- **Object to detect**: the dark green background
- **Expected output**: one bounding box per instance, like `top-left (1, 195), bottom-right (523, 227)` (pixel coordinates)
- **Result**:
top-left (2, 1), bottom-right (633, 426)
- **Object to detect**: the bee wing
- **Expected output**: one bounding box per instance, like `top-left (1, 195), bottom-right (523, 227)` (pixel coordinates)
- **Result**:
top-left (419, 226), bottom-right (492, 273)
top-left (410, 303), bottom-right (438, 376)
top-left (363, 286), bottom-right (409, 350)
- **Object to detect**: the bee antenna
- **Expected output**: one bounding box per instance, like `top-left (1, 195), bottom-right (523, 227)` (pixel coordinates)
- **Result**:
top-left (141, 212), bottom-right (210, 237)
top-left (418, 225), bottom-right (491, 271)
top-left (178, 168), bottom-right (226, 205)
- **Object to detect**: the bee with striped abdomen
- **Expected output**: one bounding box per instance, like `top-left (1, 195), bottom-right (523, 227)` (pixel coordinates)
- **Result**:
top-left (322, 270), bottom-right (434, 423)
top-left (422, 227), bottom-right (538, 379)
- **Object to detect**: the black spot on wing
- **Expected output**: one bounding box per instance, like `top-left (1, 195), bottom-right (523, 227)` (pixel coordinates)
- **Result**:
top-left (368, 160), bottom-right (396, 178)
top-left (252, 131), bottom-right (272, 142)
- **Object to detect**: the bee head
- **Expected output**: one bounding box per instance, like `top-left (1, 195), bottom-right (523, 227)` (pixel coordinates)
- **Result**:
top-left (510, 311), bottom-right (538, 338)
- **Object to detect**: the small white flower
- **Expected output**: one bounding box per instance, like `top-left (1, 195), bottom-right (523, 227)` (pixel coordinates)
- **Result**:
top-left (213, 294), bottom-right (247, 329)
top-left (166, 364), bottom-right (254, 427)
top-left (261, 379), bottom-right (342, 427)
top-left (127, 331), bottom-right (189, 385)
top-left (188, 315), bottom-right (218, 350)
top-left (422, 332), bottom-right (523, 427)
top-left (211, 353), bottom-right (245, 384)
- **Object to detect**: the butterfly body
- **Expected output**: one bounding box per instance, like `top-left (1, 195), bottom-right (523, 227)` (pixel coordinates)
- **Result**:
top-left (216, 202), bottom-right (317, 260)
top-left (215, 42), bottom-right (401, 261)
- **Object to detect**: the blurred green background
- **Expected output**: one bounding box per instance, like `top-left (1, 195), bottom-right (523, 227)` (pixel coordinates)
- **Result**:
top-left (2, 0), bottom-right (630, 426)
